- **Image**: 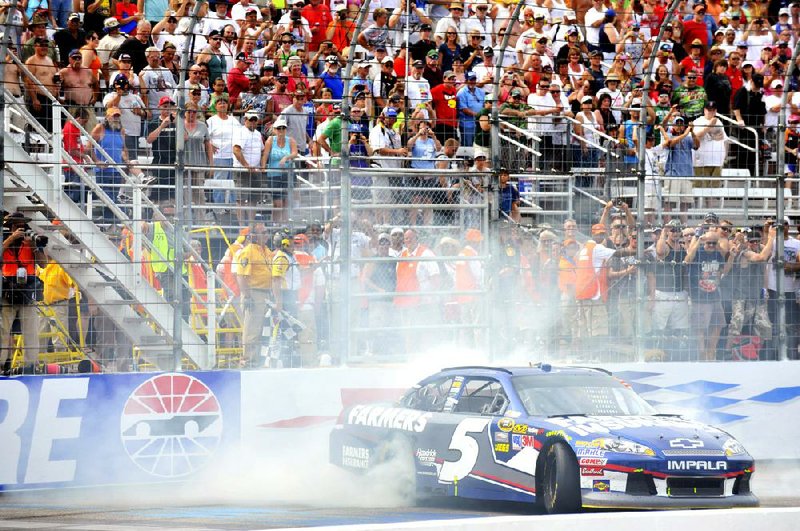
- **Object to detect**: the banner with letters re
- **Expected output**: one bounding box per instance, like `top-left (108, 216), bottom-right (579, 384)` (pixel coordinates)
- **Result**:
top-left (0, 371), bottom-right (240, 491)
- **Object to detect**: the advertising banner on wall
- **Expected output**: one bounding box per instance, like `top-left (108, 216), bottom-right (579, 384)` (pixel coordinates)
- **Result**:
top-left (0, 371), bottom-right (240, 491)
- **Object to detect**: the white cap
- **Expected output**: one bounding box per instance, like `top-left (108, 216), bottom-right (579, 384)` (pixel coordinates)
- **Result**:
top-left (273, 117), bottom-right (288, 128)
top-left (772, 79), bottom-right (784, 88)
top-left (581, 95), bottom-right (593, 104)
top-left (780, 7), bottom-right (790, 15)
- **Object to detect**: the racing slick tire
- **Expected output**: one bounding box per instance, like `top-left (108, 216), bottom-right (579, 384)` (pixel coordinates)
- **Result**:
top-left (373, 436), bottom-right (418, 503)
top-left (539, 442), bottom-right (581, 514)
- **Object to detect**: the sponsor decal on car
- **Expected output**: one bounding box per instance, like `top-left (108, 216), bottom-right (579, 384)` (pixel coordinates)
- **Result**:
top-left (494, 443), bottom-right (510, 453)
top-left (575, 439), bottom-right (601, 447)
top-left (581, 466), bottom-right (604, 476)
top-left (549, 415), bottom-right (703, 437)
top-left (497, 418), bottom-right (514, 432)
top-left (511, 424), bottom-right (528, 434)
top-left (451, 377), bottom-right (463, 389)
top-left (416, 448), bottom-right (437, 465)
top-left (347, 405), bottom-right (432, 433)
top-left (545, 430), bottom-right (570, 440)
top-left (494, 431), bottom-right (509, 443)
top-left (511, 433), bottom-right (536, 451)
top-left (668, 460), bottom-right (728, 471)
top-left (592, 479), bottom-right (611, 492)
top-left (579, 457), bottom-right (607, 466)
top-left (575, 447), bottom-right (607, 458)
top-left (342, 445), bottom-right (370, 469)
top-left (669, 437), bottom-right (704, 449)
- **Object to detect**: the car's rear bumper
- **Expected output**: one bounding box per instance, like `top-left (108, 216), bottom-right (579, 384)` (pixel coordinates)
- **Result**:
top-left (581, 491), bottom-right (760, 509)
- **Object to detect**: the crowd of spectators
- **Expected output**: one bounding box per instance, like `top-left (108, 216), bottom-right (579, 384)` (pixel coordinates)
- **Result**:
top-left (5, 0), bottom-right (800, 223)
top-left (5, 0), bottom-right (800, 370)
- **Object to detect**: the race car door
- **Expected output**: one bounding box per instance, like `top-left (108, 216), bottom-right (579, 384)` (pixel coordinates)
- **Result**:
top-left (417, 375), bottom-right (536, 502)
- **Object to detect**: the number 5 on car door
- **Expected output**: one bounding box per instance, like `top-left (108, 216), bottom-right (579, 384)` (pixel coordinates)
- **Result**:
top-left (439, 418), bottom-right (491, 482)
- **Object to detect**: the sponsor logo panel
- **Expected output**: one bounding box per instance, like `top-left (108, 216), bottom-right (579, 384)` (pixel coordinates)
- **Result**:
top-left (668, 460), bottom-right (727, 471)
top-left (511, 424), bottom-right (528, 434)
top-left (497, 418), bottom-right (514, 432)
top-left (347, 405), bottom-right (432, 433)
top-left (416, 448), bottom-right (437, 465)
top-left (575, 448), bottom-right (607, 458)
top-left (581, 466), bottom-right (604, 476)
top-left (579, 457), bottom-right (607, 466)
top-left (342, 445), bottom-right (370, 469)
top-left (669, 438), bottom-right (704, 449)
top-left (511, 433), bottom-right (536, 451)
top-left (494, 431), bottom-right (509, 443)
top-left (494, 443), bottom-right (510, 453)
top-left (592, 479), bottom-right (611, 492)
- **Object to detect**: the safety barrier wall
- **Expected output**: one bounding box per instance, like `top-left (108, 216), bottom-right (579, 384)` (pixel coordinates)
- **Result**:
top-left (1, 362), bottom-right (799, 491)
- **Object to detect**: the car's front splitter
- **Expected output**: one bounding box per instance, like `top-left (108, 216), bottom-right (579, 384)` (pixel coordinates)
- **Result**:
top-left (581, 490), bottom-right (760, 510)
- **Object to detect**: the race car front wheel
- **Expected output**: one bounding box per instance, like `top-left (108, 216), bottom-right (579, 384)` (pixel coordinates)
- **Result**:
top-left (540, 442), bottom-right (581, 514)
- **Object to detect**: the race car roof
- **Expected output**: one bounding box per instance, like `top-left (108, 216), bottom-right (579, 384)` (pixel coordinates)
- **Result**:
top-left (439, 364), bottom-right (611, 378)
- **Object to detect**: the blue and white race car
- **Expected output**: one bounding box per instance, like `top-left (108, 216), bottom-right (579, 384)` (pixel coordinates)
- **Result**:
top-left (330, 365), bottom-right (757, 513)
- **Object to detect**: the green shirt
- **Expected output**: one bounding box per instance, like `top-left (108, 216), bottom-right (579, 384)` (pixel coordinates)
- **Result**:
top-left (322, 115), bottom-right (343, 154)
top-left (671, 85), bottom-right (706, 120)
top-left (499, 102), bottom-right (531, 130)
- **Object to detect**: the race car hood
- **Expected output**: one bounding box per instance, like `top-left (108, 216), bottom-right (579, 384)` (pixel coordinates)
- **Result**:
top-left (543, 415), bottom-right (740, 455)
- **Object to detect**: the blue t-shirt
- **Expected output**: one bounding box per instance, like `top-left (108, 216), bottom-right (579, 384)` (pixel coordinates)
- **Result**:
top-left (320, 71), bottom-right (344, 100)
top-left (500, 184), bottom-right (520, 217)
top-left (457, 85), bottom-right (484, 127)
top-left (410, 136), bottom-right (437, 169)
top-left (688, 248), bottom-right (724, 302)
top-left (665, 133), bottom-right (694, 178)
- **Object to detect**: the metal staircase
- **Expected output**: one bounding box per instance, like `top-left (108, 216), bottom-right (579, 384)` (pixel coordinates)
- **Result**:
top-left (3, 130), bottom-right (212, 371)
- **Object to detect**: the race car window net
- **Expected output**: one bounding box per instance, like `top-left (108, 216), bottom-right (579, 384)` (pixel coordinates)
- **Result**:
top-left (399, 377), bottom-right (455, 413)
top-left (451, 378), bottom-right (508, 416)
top-left (511, 375), bottom-right (657, 418)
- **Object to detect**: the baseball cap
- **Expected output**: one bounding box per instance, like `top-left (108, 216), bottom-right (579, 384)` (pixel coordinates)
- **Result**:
top-left (466, 71), bottom-right (477, 81)
top-left (384, 108), bottom-right (398, 117)
top-left (113, 74), bottom-right (129, 87)
top-left (118, 53), bottom-right (132, 62)
top-left (273, 116), bottom-right (287, 127)
top-left (605, 8), bottom-right (616, 17)
top-left (158, 95), bottom-right (174, 106)
top-left (673, 115), bottom-right (686, 124)
top-left (704, 101), bottom-right (717, 110)
top-left (104, 17), bottom-right (120, 29)
top-left (444, 70), bottom-right (456, 79)
top-left (483, 46), bottom-right (494, 55)
top-left (381, 56), bottom-right (394, 64)
top-left (412, 59), bottom-right (424, 68)
top-left (780, 7), bottom-right (790, 15)
top-left (704, 212), bottom-right (720, 223)
top-left (591, 223), bottom-right (607, 235)
top-left (68, 12), bottom-right (81, 21)
top-left (510, 88), bottom-right (523, 97)
top-left (390, 227), bottom-right (404, 236)
top-left (771, 79), bottom-right (784, 88)
top-left (426, 49), bottom-right (439, 59)
top-left (377, 233), bottom-right (390, 243)
top-left (465, 228), bottom-right (483, 242)
top-left (691, 38), bottom-right (703, 47)
top-left (106, 107), bottom-right (121, 117)
top-left (790, 114), bottom-right (800, 123)
top-left (742, 60), bottom-right (755, 68)
top-left (736, 41), bottom-right (748, 47)
top-left (581, 95), bottom-right (593, 104)
top-left (348, 123), bottom-right (363, 133)
top-left (245, 110), bottom-right (260, 120)
top-left (420, 23), bottom-right (432, 31)
top-left (69, 49), bottom-right (82, 58)
top-left (236, 52), bottom-right (253, 63)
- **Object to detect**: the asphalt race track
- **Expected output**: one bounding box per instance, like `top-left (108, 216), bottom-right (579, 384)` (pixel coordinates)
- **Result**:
top-left (0, 489), bottom-right (797, 530)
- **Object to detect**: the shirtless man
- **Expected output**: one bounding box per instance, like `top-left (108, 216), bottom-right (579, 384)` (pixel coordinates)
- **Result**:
top-left (3, 44), bottom-right (26, 131)
top-left (59, 49), bottom-right (98, 123)
top-left (25, 38), bottom-right (59, 131)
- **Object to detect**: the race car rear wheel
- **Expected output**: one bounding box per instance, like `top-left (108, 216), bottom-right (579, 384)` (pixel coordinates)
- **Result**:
top-left (540, 442), bottom-right (581, 514)
top-left (374, 436), bottom-right (418, 503)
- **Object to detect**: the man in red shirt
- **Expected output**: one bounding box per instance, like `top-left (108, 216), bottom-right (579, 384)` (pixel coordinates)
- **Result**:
top-left (63, 107), bottom-right (91, 204)
top-left (682, 3), bottom-right (709, 51)
top-left (228, 52), bottom-right (253, 108)
top-left (680, 39), bottom-right (706, 85)
top-left (302, 0), bottom-right (332, 52)
top-left (725, 51), bottom-right (744, 103)
top-left (431, 70), bottom-right (459, 143)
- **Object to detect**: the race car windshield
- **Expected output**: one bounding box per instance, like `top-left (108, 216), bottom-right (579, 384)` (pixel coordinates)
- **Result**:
top-left (512, 374), bottom-right (657, 417)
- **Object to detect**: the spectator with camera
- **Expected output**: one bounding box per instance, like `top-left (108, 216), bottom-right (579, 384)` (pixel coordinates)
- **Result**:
top-left (1, 212), bottom-right (48, 374)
